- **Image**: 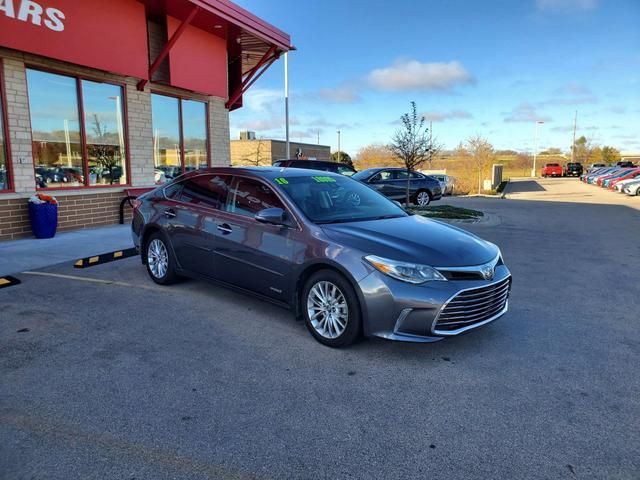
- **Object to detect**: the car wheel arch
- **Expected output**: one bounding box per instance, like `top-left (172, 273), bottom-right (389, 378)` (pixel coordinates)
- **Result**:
top-left (292, 261), bottom-right (368, 332)
top-left (140, 224), bottom-right (176, 266)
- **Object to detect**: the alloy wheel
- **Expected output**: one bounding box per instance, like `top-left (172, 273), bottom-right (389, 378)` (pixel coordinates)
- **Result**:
top-left (417, 191), bottom-right (431, 206)
top-left (307, 281), bottom-right (349, 339)
top-left (147, 238), bottom-right (169, 279)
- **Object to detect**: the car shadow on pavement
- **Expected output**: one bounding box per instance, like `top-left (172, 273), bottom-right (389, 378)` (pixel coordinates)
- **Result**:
top-left (504, 180), bottom-right (546, 194)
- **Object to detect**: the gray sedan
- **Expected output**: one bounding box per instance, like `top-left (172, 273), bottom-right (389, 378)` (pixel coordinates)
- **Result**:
top-left (353, 167), bottom-right (442, 206)
top-left (132, 167), bottom-right (511, 347)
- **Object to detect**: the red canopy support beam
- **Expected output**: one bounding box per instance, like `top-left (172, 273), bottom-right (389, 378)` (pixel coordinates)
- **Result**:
top-left (137, 5), bottom-right (200, 91)
top-left (226, 46), bottom-right (278, 109)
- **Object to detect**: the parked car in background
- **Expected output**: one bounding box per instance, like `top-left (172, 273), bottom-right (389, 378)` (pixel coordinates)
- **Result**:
top-left (623, 178), bottom-right (640, 196)
top-left (613, 176), bottom-right (640, 192)
top-left (598, 168), bottom-right (636, 187)
top-left (616, 161), bottom-right (635, 168)
top-left (273, 159), bottom-right (357, 176)
top-left (132, 167), bottom-right (511, 347)
top-left (605, 169), bottom-right (640, 189)
top-left (352, 167), bottom-right (442, 206)
top-left (541, 163), bottom-right (563, 177)
top-left (564, 162), bottom-right (583, 177)
top-left (431, 174), bottom-right (455, 195)
top-left (588, 163), bottom-right (607, 171)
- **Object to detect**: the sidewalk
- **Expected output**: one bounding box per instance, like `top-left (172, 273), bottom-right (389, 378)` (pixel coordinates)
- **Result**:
top-left (0, 224), bottom-right (133, 275)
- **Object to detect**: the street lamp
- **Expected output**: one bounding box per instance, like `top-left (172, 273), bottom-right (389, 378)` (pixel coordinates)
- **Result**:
top-left (531, 120), bottom-right (544, 177)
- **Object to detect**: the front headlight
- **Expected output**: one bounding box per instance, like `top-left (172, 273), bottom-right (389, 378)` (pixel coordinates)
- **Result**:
top-left (365, 255), bottom-right (447, 284)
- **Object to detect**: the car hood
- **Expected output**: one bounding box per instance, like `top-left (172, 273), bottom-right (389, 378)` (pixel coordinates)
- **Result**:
top-left (321, 215), bottom-right (499, 267)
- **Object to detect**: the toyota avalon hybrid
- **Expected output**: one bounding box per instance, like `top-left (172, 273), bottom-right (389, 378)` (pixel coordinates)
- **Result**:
top-left (132, 167), bottom-right (511, 347)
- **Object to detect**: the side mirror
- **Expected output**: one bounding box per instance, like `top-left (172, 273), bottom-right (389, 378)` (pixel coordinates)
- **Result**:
top-left (255, 207), bottom-right (292, 227)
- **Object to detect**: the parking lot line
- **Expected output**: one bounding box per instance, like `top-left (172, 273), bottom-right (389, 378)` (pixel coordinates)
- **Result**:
top-left (21, 271), bottom-right (166, 292)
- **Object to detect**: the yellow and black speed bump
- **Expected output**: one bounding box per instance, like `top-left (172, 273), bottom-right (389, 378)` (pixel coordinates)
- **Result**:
top-left (0, 275), bottom-right (21, 289)
top-left (74, 247), bottom-right (138, 269)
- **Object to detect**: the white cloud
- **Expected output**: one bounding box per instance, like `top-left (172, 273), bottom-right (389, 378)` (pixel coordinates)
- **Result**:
top-left (242, 88), bottom-right (282, 113)
top-left (536, 0), bottom-right (598, 12)
top-left (319, 84), bottom-right (361, 103)
top-left (421, 110), bottom-right (473, 122)
top-left (537, 96), bottom-right (597, 106)
top-left (503, 103), bottom-right (551, 123)
top-left (368, 60), bottom-right (474, 92)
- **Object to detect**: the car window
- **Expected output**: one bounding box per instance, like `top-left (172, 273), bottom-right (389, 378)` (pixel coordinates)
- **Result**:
top-left (377, 170), bottom-right (393, 181)
top-left (393, 170), bottom-right (409, 180)
top-left (337, 165), bottom-right (356, 176)
top-left (179, 174), bottom-right (231, 209)
top-left (410, 171), bottom-right (424, 179)
top-left (226, 177), bottom-right (285, 218)
top-left (163, 182), bottom-right (183, 200)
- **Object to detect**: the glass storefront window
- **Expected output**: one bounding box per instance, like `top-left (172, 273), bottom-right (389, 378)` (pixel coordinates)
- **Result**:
top-left (182, 100), bottom-right (208, 173)
top-left (151, 93), bottom-right (208, 183)
top-left (27, 69), bottom-right (84, 188)
top-left (0, 80), bottom-right (8, 191)
top-left (25, 68), bottom-right (129, 189)
top-left (82, 80), bottom-right (127, 185)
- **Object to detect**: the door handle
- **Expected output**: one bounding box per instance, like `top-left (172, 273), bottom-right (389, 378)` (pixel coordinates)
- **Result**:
top-left (217, 223), bottom-right (232, 234)
top-left (164, 209), bottom-right (176, 219)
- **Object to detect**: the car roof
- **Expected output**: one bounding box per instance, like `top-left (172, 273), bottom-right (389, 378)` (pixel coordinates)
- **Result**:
top-left (179, 166), bottom-right (343, 180)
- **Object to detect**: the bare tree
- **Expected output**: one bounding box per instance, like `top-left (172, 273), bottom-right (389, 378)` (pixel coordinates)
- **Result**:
top-left (389, 101), bottom-right (432, 205)
top-left (242, 137), bottom-right (266, 166)
top-left (89, 114), bottom-right (120, 185)
top-left (463, 135), bottom-right (495, 194)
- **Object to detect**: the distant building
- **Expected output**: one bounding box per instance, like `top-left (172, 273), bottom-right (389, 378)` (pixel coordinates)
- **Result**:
top-left (231, 132), bottom-right (331, 166)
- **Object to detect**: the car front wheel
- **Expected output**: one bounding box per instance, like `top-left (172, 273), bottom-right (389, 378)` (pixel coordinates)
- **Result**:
top-left (145, 232), bottom-right (178, 285)
top-left (414, 190), bottom-right (431, 207)
top-left (302, 270), bottom-right (361, 347)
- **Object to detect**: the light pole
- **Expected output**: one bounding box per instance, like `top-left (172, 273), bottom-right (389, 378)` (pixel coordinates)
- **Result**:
top-left (337, 130), bottom-right (341, 162)
top-left (284, 52), bottom-right (290, 159)
top-left (531, 120), bottom-right (544, 177)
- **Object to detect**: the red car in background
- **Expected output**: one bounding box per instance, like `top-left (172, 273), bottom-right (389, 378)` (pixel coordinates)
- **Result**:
top-left (541, 163), bottom-right (563, 177)
top-left (597, 168), bottom-right (635, 187)
top-left (608, 169), bottom-right (640, 190)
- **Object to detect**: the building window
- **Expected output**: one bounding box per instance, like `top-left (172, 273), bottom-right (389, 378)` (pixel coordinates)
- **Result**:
top-left (151, 93), bottom-right (208, 183)
top-left (0, 64), bottom-right (9, 191)
top-left (26, 68), bottom-right (128, 189)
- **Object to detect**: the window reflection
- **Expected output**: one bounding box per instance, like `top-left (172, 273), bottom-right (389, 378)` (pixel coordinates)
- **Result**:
top-left (82, 80), bottom-right (127, 185)
top-left (27, 69), bottom-right (84, 188)
top-left (151, 94), bottom-right (208, 183)
top-left (0, 86), bottom-right (7, 190)
top-left (151, 94), bottom-right (181, 183)
top-left (182, 100), bottom-right (207, 172)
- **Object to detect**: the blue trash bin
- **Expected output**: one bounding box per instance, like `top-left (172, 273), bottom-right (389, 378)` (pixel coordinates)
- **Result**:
top-left (29, 202), bottom-right (58, 239)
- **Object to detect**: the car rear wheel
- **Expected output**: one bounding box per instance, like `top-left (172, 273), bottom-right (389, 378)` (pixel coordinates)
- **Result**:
top-left (302, 270), bottom-right (361, 347)
top-left (145, 232), bottom-right (178, 285)
top-left (414, 190), bottom-right (431, 207)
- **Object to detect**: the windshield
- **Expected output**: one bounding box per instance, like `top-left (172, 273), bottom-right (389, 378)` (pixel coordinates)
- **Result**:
top-left (275, 174), bottom-right (408, 224)
top-left (352, 169), bottom-right (379, 181)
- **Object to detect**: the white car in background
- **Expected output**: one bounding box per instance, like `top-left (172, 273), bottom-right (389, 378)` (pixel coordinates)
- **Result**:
top-left (431, 174), bottom-right (455, 195)
top-left (623, 179), bottom-right (640, 196)
top-left (614, 177), bottom-right (640, 193)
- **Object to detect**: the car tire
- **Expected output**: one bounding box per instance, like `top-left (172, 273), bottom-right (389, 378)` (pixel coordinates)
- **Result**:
top-left (302, 270), bottom-right (362, 348)
top-left (145, 232), bottom-right (178, 285)
top-left (414, 189), bottom-right (431, 207)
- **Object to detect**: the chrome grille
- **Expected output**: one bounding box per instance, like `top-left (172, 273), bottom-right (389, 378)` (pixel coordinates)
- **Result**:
top-left (433, 277), bottom-right (511, 333)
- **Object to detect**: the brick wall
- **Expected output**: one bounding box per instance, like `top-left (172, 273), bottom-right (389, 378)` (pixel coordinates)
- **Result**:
top-left (0, 191), bottom-right (133, 241)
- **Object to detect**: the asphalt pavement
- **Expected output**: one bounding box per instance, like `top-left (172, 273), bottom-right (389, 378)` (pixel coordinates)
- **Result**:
top-left (1, 177), bottom-right (639, 479)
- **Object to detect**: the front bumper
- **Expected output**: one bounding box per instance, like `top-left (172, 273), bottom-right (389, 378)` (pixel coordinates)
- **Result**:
top-left (357, 265), bottom-right (512, 342)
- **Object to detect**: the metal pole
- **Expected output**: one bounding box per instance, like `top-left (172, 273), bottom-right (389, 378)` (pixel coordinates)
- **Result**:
top-left (571, 110), bottom-right (577, 163)
top-left (284, 52), bottom-right (290, 159)
top-left (429, 121), bottom-right (433, 166)
top-left (532, 121), bottom-right (543, 177)
top-left (337, 130), bottom-right (341, 161)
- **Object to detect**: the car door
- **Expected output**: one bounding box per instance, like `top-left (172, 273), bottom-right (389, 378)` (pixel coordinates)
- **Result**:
top-left (368, 170), bottom-right (395, 197)
top-left (165, 174), bottom-right (230, 277)
top-left (211, 175), bottom-right (296, 302)
top-left (389, 169), bottom-right (411, 199)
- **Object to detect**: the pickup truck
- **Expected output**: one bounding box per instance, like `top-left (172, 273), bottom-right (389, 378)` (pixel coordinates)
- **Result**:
top-left (564, 162), bottom-right (583, 177)
top-left (541, 163), bottom-right (563, 177)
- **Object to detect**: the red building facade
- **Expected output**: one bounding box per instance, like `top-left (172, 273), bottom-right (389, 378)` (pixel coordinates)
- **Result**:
top-left (0, 0), bottom-right (291, 240)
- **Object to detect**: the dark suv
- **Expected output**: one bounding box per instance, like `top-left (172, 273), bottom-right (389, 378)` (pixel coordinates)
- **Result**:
top-left (273, 159), bottom-right (357, 176)
top-left (564, 162), bottom-right (583, 177)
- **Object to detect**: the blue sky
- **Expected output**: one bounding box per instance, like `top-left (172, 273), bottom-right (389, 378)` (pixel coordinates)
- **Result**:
top-left (230, 0), bottom-right (640, 156)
